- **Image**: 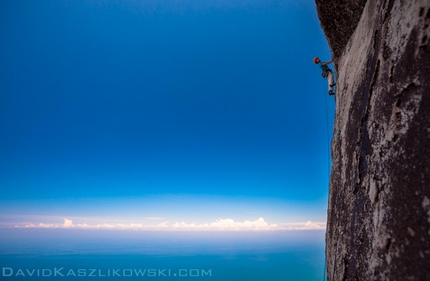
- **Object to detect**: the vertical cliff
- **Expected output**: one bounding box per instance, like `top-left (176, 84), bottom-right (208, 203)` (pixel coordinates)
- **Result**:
top-left (316, 0), bottom-right (430, 280)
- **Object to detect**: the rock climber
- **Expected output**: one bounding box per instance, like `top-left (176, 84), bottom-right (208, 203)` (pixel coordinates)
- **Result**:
top-left (314, 57), bottom-right (336, 95)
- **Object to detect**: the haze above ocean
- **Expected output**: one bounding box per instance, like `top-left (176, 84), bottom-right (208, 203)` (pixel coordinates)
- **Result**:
top-left (0, 229), bottom-right (325, 280)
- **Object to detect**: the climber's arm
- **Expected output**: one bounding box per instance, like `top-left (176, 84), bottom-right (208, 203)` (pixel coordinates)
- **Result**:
top-left (321, 60), bottom-right (333, 66)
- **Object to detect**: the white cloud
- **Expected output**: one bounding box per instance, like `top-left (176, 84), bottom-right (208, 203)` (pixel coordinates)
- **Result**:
top-left (300, 221), bottom-right (324, 230)
top-left (156, 221), bottom-right (169, 228)
top-left (172, 217), bottom-right (278, 230)
top-left (276, 221), bottom-right (326, 230)
top-left (63, 218), bottom-right (74, 228)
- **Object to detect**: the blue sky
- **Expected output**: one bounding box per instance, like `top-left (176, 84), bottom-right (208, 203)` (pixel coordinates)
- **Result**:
top-left (0, 0), bottom-right (334, 230)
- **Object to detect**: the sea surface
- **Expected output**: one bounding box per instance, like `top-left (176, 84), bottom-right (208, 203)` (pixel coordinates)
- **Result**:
top-left (0, 229), bottom-right (326, 281)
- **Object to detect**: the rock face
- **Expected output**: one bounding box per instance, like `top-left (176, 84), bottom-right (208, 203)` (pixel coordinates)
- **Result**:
top-left (316, 0), bottom-right (430, 280)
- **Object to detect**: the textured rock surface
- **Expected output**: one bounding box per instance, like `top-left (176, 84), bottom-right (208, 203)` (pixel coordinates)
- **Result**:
top-left (315, 0), bottom-right (367, 62)
top-left (316, 0), bottom-right (430, 280)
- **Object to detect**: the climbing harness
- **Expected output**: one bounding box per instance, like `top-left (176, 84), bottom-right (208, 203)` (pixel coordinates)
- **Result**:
top-left (321, 68), bottom-right (331, 78)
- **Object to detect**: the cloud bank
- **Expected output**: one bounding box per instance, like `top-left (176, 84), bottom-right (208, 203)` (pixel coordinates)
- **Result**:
top-left (15, 218), bottom-right (325, 231)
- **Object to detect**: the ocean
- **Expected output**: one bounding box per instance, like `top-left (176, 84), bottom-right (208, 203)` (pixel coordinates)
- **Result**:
top-left (0, 229), bottom-right (326, 280)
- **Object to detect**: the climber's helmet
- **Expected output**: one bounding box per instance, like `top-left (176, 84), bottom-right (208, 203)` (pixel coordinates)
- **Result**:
top-left (313, 57), bottom-right (320, 64)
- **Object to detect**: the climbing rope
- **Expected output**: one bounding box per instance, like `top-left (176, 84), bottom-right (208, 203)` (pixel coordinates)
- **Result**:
top-left (322, 77), bottom-right (331, 281)
top-left (323, 78), bottom-right (331, 177)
